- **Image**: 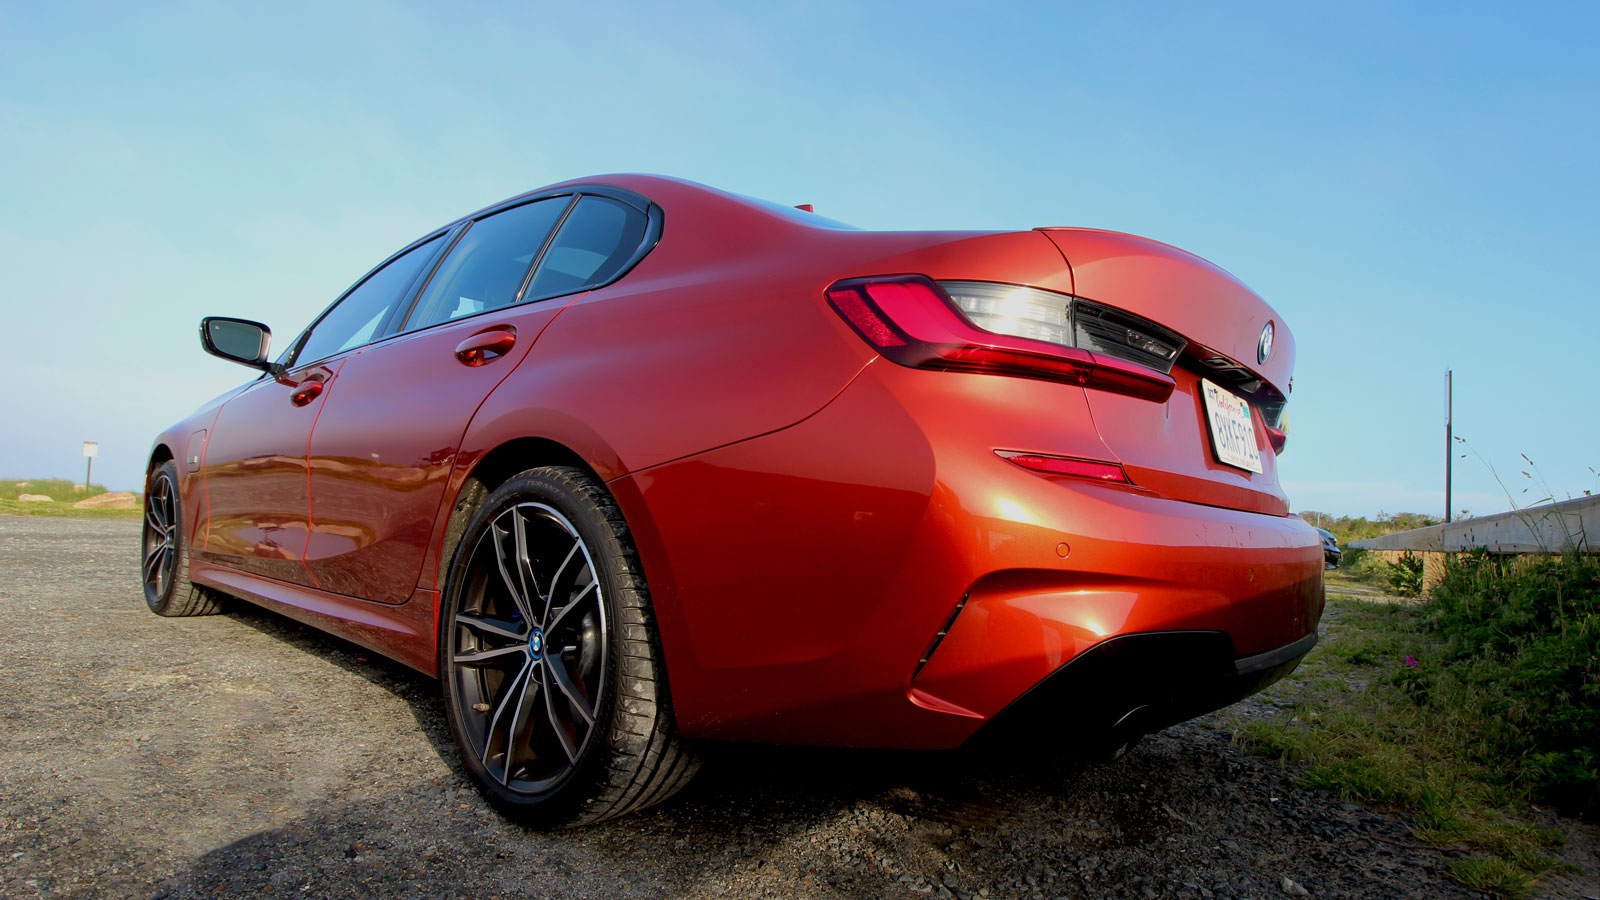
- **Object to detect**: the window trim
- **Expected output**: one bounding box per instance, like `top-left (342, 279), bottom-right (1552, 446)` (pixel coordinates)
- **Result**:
top-left (393, 193), bottom-right (577, 335)
top-left (279, 182), bottom-right (663, 365)
top-left (280, 228), bottom-right (454, 369)
top-left (393, 183), bottom-right (663, 336)
top-left (519, 191), bottom-right (663, 306)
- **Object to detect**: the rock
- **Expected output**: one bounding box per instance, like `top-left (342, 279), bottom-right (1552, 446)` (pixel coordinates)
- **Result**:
top-left (1280, 875), bottom-right (1310, 896)
top-left (73, 483), bottom-right (85, 491)
top-left (13, 481), bottom-right (27, 487)
top-left (72, 491), bottom-right (136, 510)
top-left (17, 493), bottom-right (52, 502)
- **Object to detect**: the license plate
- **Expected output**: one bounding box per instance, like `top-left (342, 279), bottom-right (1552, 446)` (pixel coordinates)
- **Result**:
top-left (1201, 379), bottom-right (1263, 473)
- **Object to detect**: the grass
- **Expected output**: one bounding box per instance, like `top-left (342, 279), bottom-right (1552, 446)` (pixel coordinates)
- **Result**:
top-left (1223, 582), bottom-right (1591, 897)
top-left (1327, 549), bottom-right (1390, 591)
top-left (0, 477), bottom-right (141, 519)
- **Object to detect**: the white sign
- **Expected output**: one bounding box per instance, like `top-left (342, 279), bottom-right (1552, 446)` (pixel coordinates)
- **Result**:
top-left (82, 441), bottom-right (99, 458)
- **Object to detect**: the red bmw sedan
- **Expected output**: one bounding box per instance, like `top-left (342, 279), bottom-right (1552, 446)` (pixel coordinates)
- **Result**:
top-left (143, 175), bottom-right (1323, 826)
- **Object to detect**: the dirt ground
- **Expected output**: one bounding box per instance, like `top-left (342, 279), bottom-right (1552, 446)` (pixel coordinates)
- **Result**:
top-left (1, 516), bottom-right (1594, 900)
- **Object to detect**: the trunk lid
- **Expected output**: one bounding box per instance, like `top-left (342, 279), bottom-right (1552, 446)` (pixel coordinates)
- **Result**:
top-left (1038, 228), bottom-right (1294, 515)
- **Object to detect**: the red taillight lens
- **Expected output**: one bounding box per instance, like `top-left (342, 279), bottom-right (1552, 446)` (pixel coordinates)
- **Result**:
top-left (998, 451), bottom-right (1130, 483)
top-left (1266, 424), bottom-right (1288, 454)
top-left (825, 275), bottom-right (1175, 402)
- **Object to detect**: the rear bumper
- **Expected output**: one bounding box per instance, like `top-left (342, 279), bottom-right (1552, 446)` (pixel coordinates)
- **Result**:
top-left (971, 631), bottom-right (1316, 752)
top-left (619, 362), bottom-right (1324, 748)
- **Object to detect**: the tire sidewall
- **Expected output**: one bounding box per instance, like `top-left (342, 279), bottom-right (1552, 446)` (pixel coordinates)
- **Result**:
top-left (438, 468), bottom-right (630, 826)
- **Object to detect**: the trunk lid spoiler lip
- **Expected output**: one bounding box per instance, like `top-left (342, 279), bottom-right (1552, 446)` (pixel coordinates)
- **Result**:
top-left (1033, 227), bottom-right (1294, 400)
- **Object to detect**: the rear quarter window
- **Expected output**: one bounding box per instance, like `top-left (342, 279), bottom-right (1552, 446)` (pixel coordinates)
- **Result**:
top-left (525, 196), bottom-right (649, 301)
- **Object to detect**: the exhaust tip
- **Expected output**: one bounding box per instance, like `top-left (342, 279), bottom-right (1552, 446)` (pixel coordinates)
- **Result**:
top-left (1098, 704), bottom-right (1156, 761)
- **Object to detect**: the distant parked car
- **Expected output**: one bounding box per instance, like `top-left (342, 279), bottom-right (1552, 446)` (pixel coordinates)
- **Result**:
top-left (143, 175), bottom-right (1324, 826)
top-left (1317, 527), bottom-right (1342, 568)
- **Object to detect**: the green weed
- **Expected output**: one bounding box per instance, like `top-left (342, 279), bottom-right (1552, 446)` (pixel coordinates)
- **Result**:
top-left (1385, 552), bottom-right (1425, 597)
top-left (1450, 858), bottom-right (1536, 897)
top-left (1224, 578), bottom-right (1594, 897)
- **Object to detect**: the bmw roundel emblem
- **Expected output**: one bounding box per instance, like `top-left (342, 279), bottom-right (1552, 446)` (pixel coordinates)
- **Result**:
top-left (1258, 322), bottom-right (1274, 364)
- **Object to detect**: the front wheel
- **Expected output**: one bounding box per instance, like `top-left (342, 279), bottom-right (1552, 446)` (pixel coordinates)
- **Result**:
top-left (440, 466), bottom-right (698, 826)
top-left (142, 460), bottom-right (224, 617)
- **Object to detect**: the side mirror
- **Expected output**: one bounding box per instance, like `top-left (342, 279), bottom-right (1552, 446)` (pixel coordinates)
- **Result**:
top-left (200, 317), bottom-right (277, 373)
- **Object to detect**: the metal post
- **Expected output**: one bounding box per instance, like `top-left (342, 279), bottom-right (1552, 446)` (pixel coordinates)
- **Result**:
top-left (1445, 370), bottom-right (1452, 523)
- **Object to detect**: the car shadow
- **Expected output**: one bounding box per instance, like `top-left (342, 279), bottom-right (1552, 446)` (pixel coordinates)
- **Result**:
top-left (215, 591), bottom-right (1097, 809)
top-left (185, 598), bottom-right (1462, 900)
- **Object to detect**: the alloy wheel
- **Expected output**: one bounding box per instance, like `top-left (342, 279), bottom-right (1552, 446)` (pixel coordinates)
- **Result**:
top-left (142, 471), bottom-right (179, 601)
top-left (448, 502), bottom-right (609, 794)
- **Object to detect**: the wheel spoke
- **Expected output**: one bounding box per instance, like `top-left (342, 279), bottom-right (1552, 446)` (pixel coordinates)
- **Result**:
top-left (514, 512), bottom-right (551, 620)
top-left (545, 654), bottom-right (595, 727)
top-left (155, 546), bottom-right (173, 593)
top-left (546, 580), bottom-right (597, 636)
top-left (455, 612), bottom-right (526, 643)
top-left (542, 665), bottom-right (580, 763)
top-left (501, 660), bottom-right (544, 784)
top-left (490, 518), bottom-right (535, 624)
top-left (145, 504), bottom-right (165, 534)
top-left (481, 657), bottom-right (531, 763)
top-left (452, 644), bottom-right (527, 667)
top-left (541, 537), bottom-right (582, 622)
top-left (142, 540), bottom-right (169, 582)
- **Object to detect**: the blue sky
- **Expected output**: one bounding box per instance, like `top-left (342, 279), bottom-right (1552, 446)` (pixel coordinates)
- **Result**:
top-left (2, 1), bottom-right (1595, 518)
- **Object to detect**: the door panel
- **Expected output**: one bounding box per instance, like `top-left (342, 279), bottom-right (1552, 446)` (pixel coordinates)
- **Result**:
top-left (302, 192), bottom-right (648, 604)
top-left (303, 311), bottom-right (556, 603)
top-left (199, 363), bottom-right (339, 584)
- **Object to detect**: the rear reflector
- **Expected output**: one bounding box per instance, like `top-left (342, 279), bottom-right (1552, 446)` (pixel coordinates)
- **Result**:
top-left (825, 275), bottom-right (1175, 402)
top-left (997, 451), bottom-right (1130, 483)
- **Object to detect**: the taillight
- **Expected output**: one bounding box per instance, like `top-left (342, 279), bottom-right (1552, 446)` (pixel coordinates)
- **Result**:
top-left (1266, 410), bottom-right (1288, 454)
top-left (941, 281), bottom-right (1185, 373)
top-left (825, 275), bottom-right (1176, 402)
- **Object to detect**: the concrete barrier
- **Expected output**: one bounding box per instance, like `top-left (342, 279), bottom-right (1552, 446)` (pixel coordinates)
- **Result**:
top-left (1348, 495), bottom-right (1596, 590)
top-left (1348, 494), bottom-right (1597, 555)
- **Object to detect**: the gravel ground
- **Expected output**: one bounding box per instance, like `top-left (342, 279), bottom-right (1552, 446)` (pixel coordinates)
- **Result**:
top-left (2, 516), bottom-right (1595, 900)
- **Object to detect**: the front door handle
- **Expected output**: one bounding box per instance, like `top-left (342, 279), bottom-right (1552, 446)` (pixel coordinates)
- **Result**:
top-left (290, 381), bottom-right (324, 406)
top-left (455, 327), bottom-right (517, 367)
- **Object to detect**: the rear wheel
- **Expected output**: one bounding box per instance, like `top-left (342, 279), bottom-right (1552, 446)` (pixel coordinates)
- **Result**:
top-left (142, 460), bottom-right (224, 617)
top-left (440, 466), bottom-right (697, 826)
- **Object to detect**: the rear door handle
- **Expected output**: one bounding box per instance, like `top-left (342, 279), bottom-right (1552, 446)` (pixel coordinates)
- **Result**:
top-left (455, 327), bottom-right (517, 367)
top-left (290, 381), bottom-right (323, 406)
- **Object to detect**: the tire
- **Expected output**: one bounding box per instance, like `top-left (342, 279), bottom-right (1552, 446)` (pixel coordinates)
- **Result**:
top-left (439, 466), bottom-right (698, 826)
top-left (141, 460), bottom-right (225, 617)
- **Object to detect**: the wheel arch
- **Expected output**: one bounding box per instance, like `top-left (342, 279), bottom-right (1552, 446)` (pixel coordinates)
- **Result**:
top-left (427, 395), bottom-right (693, 701)
top-left (437, 436), bottom-right (606, 598)
top-left (146, 442), bottom-right (175, 482)
top-left (428, 432), bottom-right (671, 673)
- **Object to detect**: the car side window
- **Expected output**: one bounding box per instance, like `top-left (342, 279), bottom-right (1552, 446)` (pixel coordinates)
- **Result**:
top-left (404, 198), bottom-right (568, 332)
top-left (525, 195), bottom-right (649, 301)
top-left (292, 235), bottom-right (443, 367)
